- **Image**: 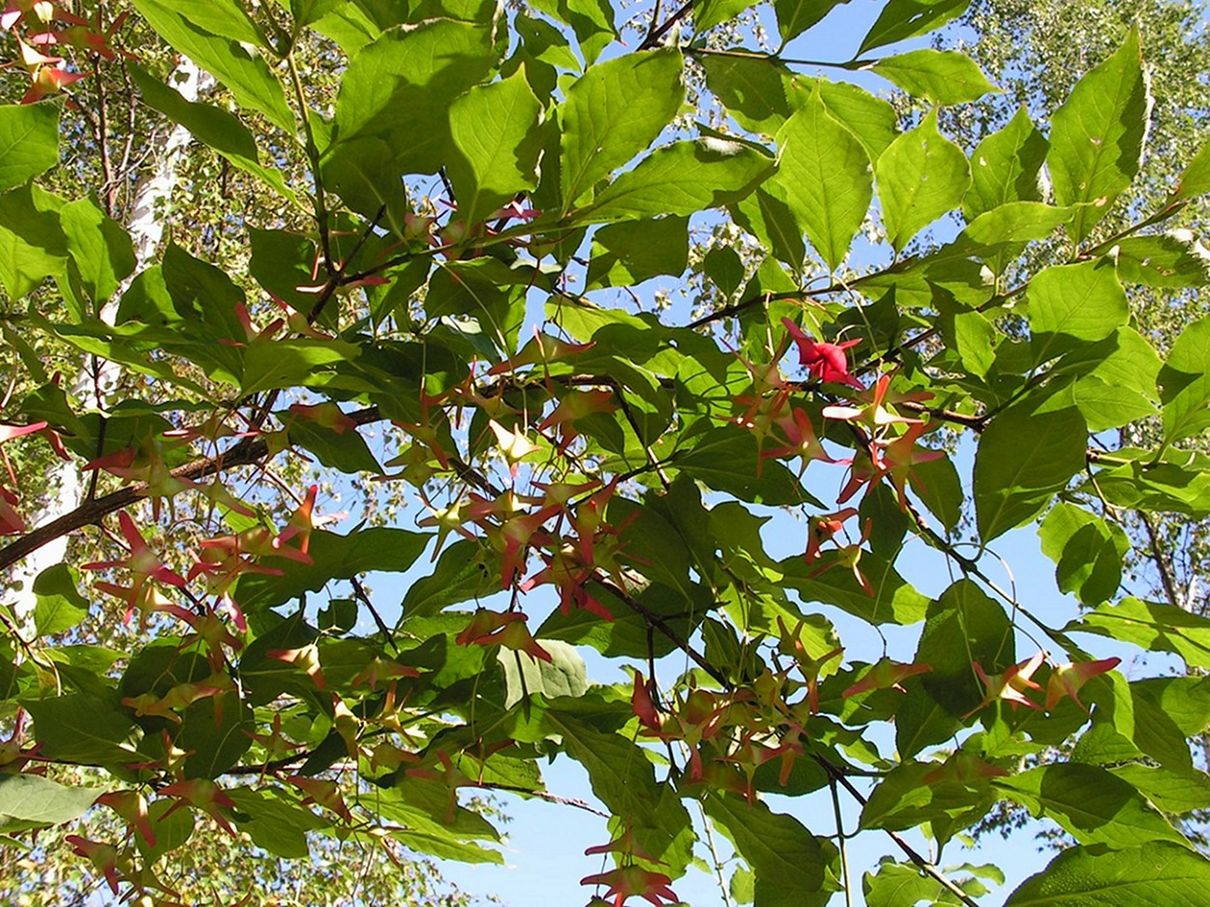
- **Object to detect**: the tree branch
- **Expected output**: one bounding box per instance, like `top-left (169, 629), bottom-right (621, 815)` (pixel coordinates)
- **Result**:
top-left (0, 407), bottom-right (384, 574)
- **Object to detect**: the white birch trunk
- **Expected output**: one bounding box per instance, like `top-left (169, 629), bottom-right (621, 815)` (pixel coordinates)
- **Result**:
top-left (5, 60), bottom-right (214, 633)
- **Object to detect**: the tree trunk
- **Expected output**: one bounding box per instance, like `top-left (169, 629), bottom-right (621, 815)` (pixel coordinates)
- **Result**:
top-left (6, 60), bottom-right (214, 633)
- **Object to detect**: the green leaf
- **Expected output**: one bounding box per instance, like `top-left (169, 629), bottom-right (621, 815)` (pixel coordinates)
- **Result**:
top-left (130, 64), bottom-right (299, 205)
top-left (23, 693), bottom-right (136, 765)
top-left (1038, 503), bottom-right (1128, 605)
top-left (227, 788), bottom-right (325, 858)
top-left (60, 197), bottom-right (136, 304)
top-left (704, 246), bottom-right (745, 297)
top-left (994, 763), bottom-right (1188, 849)
top-left (779, 551), bottom-right (930, 626)
top-left (1158, 315), bottom-right (1210, 443)
top-left (400, 540), bottom-right (497, 620)
top-left (961, 201), bottom-right (1075, 247)
top-left (0, 102), bottom-right (59, 191)
top-left (0, 183), bottom-right (67, 298)
top-left (700, 55), bottom-right (805, 137)
top-left (705, 794), bottom-right (837, 907)
top-left (331, 19), bottom-right (497, 173)
top-left (558, 49), bottom-right (684, 210)
top-left (1047, 27), bottom-right (1151, 242)
top-left (32, 563), bottom-right (89, 637)
top-left (697, 0), bottom-right (760, 32)
top-left (545, 711), bottom-right (693, 872)
top-left (921, 580), bottom-right (1011, 716)
top-left (1027, 258), bottom-right (1128, 364)
top-left (580, 138), bottom-right (773, 224)
top-left (0, 775), bottom-right (103, 827)
top-left (775, 86), bottom-right (872, 271)
top-left (180, 693), bottom-right (253, 778)
top-left (1065, 597), bottom-right (1210, 670)
top-left (974, 402), bottom-right (1088, 542)
top-left (237, 527), bottom-right (431, 611)
top-left (285, 417), bottom-right (381, 473)
top-left (240, 339), bottom-right (359, 395)
top-left (528, 0), bottom-right (616, 65)
top-left (675, 425), bottom-right (806, 505)
top-left (1115, 232), bottom-right (1210, 288)
top-left (873, 49), bottom-right (997, 105)
top-left (586, 216), bottom-right (688, 289)
top-left (131, 0), bottom-right (294, 133)
top-left (498, 640), bottom-right (587, 707)
top-left (876, 109), bottom-right (970, 252)
top-left (773, 0), bottom-right (848, 45)
top-left (732, 184), bottom-right (805, 270)
top-left (1172, 138), bottom-right (1210, 201)
top-left (1006, 842), bottom-right (1210, 905)
top-left (447, 70), bottom-right (543, 226)
top-left (1111, 765), bottom-right (1210, 815)
top-left (857, 0), bottom-right (970, 55)
top-left (964, 106), bottom-right (1048, 220)
top-left (907, 451), bottom-right (964, 533)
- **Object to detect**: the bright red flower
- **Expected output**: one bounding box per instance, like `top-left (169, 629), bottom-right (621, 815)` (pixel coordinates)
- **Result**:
top-left (781, 318), bottom-right (862, 388)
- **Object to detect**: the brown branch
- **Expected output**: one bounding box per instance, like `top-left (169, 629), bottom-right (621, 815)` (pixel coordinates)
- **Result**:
top-left (1138, 510), bottom-right (1182, 608)
top-left (0, 406), bottom-right (384, 574)
top-left (638, 0), bottom-right (693, 49)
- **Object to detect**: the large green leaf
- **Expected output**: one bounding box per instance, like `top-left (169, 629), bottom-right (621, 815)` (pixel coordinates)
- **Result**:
top-left (447, 70), bottom-right (543, 226)
top-left (60, 197), bottom-right (136, 305)
top-left (1027, 259), bottom-right (1128, 365)
top-left (236, 527), bottom-right (431, 611)
top-left (1038, 503), bottom-right (1128, 604)
top-left (1065, 597), bottom-right (1210, 670)
top-left (131, 0), bottom-right (294, 132)
top-left (1047, 27), bottom-right (1151, 242)
top-left (544, 711), bottom-right (693, 873)
top-left (773, 0), bottom-right (848, 45)
top-left (1115, 233), bottom-right (1210, 288)
top-left (873, 49), bottom-right (997, 105)
top-left (0, 102), bottom-right (59, 191)
top-left (674, 425), bottom-right (807, 506)
top-left (1158, 315), bottom-right (1210, 443)
top-left (558, 49), bottom-right (684, 211)
top-left (1173, 138), bottom-right (1210, 201)
top-left (857, 0), bottom-right (970, 55)
top-left (0, 183), bottom-right (67, 298)
top-left (586, 216), bottom-right (689, 289)
top-left (23, 693), bottom-right (137, 765)
top-left (706, 794), bottom-right (837, 907)
top-left (1006, 843), bottom-right (1210, 905)
top-left (775, 86), bottom-right (872, 271)
top-left (918, 580), bottom-right (1010, 713)
top-left (779, 551), bottom-right (930, 626)
top-left (876, 109), bottom-right (970, 252)
top-left (0, 775), bottom-right (103, 827)
top-left (974, 403), bottom-right (1088, 541)
top-left (579, 138), bottom-right (773, 224)
top-left (227, 788), bottom-right (325, 859)
top-left (994, 763), bottom-right (1188, 849)
top-left (130, 64), bottom-right (299, 205)
top-left (964, 106), bottom-right (1048, 220)
top-left (331, 19), bottom-right (497, 173)
top-left (31, 563), bottom-right (89, 637)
